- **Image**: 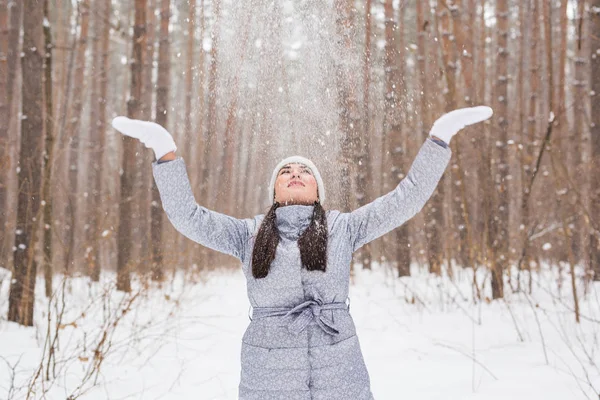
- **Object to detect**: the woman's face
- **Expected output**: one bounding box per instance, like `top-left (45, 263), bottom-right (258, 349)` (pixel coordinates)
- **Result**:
top-left (274, 163), bottom-right (319, 205)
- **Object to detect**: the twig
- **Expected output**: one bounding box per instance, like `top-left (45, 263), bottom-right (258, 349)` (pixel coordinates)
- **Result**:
top-left (502, 298), bottom-right (525, 342)
top-left (521, 291), bottom-right (549, 364)
top-left (434, 341), bottom-right (498, 380)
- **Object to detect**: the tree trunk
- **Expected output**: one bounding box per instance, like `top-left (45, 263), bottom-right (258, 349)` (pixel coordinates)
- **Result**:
top-left (449, 0), bottom-right (477, 270)
top-left (417, 0), bottom-right (441, 274)
top-left (136, 0), bottom-right (157, 276)
top-left (383, 0), bottom-right (409, 276)
top-left (452, 0), bottom-right (474, 104)
top-left (0, 0), bottom-right (8, 268)
top-left (203, 0), bottom-right (222, 269)
top-left (64, 0), bottom-right (90, 273)
top-left (2, 0), bottom-right (23, 269)
top-left (223, 6), bottom-right (253, 217)
top-left (357, 0), bottom-right (373, 270)
top-left (490, 0), bottom-right (509, 299)
top-left (475, 0), bottom-right (488, 272)
top-left (118, 0), bottom-right (147, 292)
top-left (8, 0), bottom-right (45, 326)
top-left (517, 0), bottom-right (538, 282)
top-left (151, 0), bottom-right (171, 282)
top-left (423, 3), bottom-right (446, 275)
top-left (574, 0), bottom-right (590, 285)
top-left (85, 0), bottom-right (110, 281)
top-left (179, 0), bottom-right (196, 272)
top-left (195, 0), bottom-right (206, 195)
top-left (42, 0), bottom-right (55, 297)
top-left (334, 0), bottom-right (358, 213)
top-left (85, 0), bottom-right (100, 277)
top-left (205, 0), bottom-right (222, 212)
top-left (590, 0), bottom-right (600, 279)
top-left (438, 1), bottom-right (462, 274)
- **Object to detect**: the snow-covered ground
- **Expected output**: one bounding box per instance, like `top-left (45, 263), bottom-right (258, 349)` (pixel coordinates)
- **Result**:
top-left (0, 262), bottom-right (598, 399)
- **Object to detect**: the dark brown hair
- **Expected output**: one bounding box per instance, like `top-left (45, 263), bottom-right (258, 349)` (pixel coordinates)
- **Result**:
top-left (251, 201), bottom-right (328, 279)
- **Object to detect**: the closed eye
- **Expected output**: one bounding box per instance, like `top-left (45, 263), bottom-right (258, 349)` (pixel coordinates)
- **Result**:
top-left (279, 167), bottom-right (312, 175)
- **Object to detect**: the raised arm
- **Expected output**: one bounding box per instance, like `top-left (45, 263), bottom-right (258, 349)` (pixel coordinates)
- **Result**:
top-left (152, 157), bottom-right (251, 261)
top-left (112, 116), bottom-right (253, 262)
top-left (345, 106), bottom-right (493, 252)
top-left (346, 138), bottom-right (451, 252)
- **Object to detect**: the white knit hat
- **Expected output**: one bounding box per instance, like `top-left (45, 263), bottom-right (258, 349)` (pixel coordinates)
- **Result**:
top-left (268, 156), bottom-right (326, 205)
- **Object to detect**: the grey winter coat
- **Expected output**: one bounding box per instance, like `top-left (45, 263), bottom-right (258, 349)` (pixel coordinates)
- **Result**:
top-left (152, 138), bottom-right (451, 399)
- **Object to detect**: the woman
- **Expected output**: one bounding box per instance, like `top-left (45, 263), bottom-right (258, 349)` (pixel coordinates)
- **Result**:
top-left (112, 106), bottom-right (492, 399)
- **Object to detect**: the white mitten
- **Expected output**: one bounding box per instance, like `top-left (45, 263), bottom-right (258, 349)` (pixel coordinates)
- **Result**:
top-left (429, 106), bottom-right (493, 145)
top-left (111, 116), bottom-right (177, 160)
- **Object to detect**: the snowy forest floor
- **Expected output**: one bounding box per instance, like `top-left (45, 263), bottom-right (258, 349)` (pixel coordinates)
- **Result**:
top-left (0, 261), bottom-right (598, 400)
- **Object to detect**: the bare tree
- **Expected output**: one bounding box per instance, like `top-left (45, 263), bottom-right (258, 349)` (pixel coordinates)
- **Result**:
top-left (357, 0), bottom-right (373, 271)
top-left (1, 0), bottom-right (23, 269)
top-left (118, 0), bottom-right (147, 292)
top-left (490, 0), bottom-right (509, 299)
top-left (518, 0), bottom-right (540, 278)
top-left (590, 0), bottom-right (600, 279)
top-left (179, 0), bottom-right (197, 272)
top-left (132, 0), bottom-right (157, 276)
top-left (437, 1), bottom-right (460, 274)
top-left (574, 0), bottom-right (591, 282)
top-left (151, 0), bottom-right (171, 282)
top-left (85, 0), bottom-right (112, 282)
top-left (64, 0), bottom-right (91, 273)
top-left (450, 0), bottom-right (478, 272)
top-left (384, 0), bottom-right (410, 276)
top-left (416, 0), bottom-right (442, 274)
top-left (0, 0), bottom-right (9, 268)
top-left (205, 0), bottom-right (222, 213)
top-left (334, 0), bottom-right (359, 214)
top-left (42, 0), bottom-right (56, 297)
top-left (7, 0), bottom-right (45, 326)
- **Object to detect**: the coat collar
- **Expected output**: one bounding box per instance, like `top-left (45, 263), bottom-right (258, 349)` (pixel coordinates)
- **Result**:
top-left (275, 204), bottom-right (314, 238)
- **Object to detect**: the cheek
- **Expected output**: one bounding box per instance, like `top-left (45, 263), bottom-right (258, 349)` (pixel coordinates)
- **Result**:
top-left (275, 177), bottom-right (288, 191)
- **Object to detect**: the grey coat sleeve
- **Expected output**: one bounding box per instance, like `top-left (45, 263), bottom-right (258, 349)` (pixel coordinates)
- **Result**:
top-left (152, 157), bottom-right (251, 262)
top-left (345, 138), bottom-right (452, 252)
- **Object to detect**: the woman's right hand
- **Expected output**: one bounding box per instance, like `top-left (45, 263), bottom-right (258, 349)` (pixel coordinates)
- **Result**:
top-left (111, 116), bottom-right (177, 161)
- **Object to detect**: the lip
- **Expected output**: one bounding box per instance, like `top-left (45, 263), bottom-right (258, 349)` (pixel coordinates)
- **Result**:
top-left (288, 181), bottom-right (305, 187)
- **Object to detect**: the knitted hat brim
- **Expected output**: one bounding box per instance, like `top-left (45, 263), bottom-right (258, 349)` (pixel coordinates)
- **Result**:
top-left (267, 156), bottom-right (325, 205)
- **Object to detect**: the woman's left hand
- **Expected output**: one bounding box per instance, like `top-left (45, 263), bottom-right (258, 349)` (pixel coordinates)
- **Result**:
top-left (429, 106), bottom-right (493, 145)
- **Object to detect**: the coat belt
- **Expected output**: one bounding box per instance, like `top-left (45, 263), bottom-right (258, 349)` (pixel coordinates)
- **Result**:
top-left (251, 299), bottom-right (349, 336)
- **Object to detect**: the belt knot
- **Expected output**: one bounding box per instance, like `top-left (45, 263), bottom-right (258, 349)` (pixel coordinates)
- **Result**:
top-left (251, 297), bottom-right (349, 336)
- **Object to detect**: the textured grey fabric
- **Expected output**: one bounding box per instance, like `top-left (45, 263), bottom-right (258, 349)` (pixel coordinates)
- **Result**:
top-left (152, 138), bottom-right (451, 399)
